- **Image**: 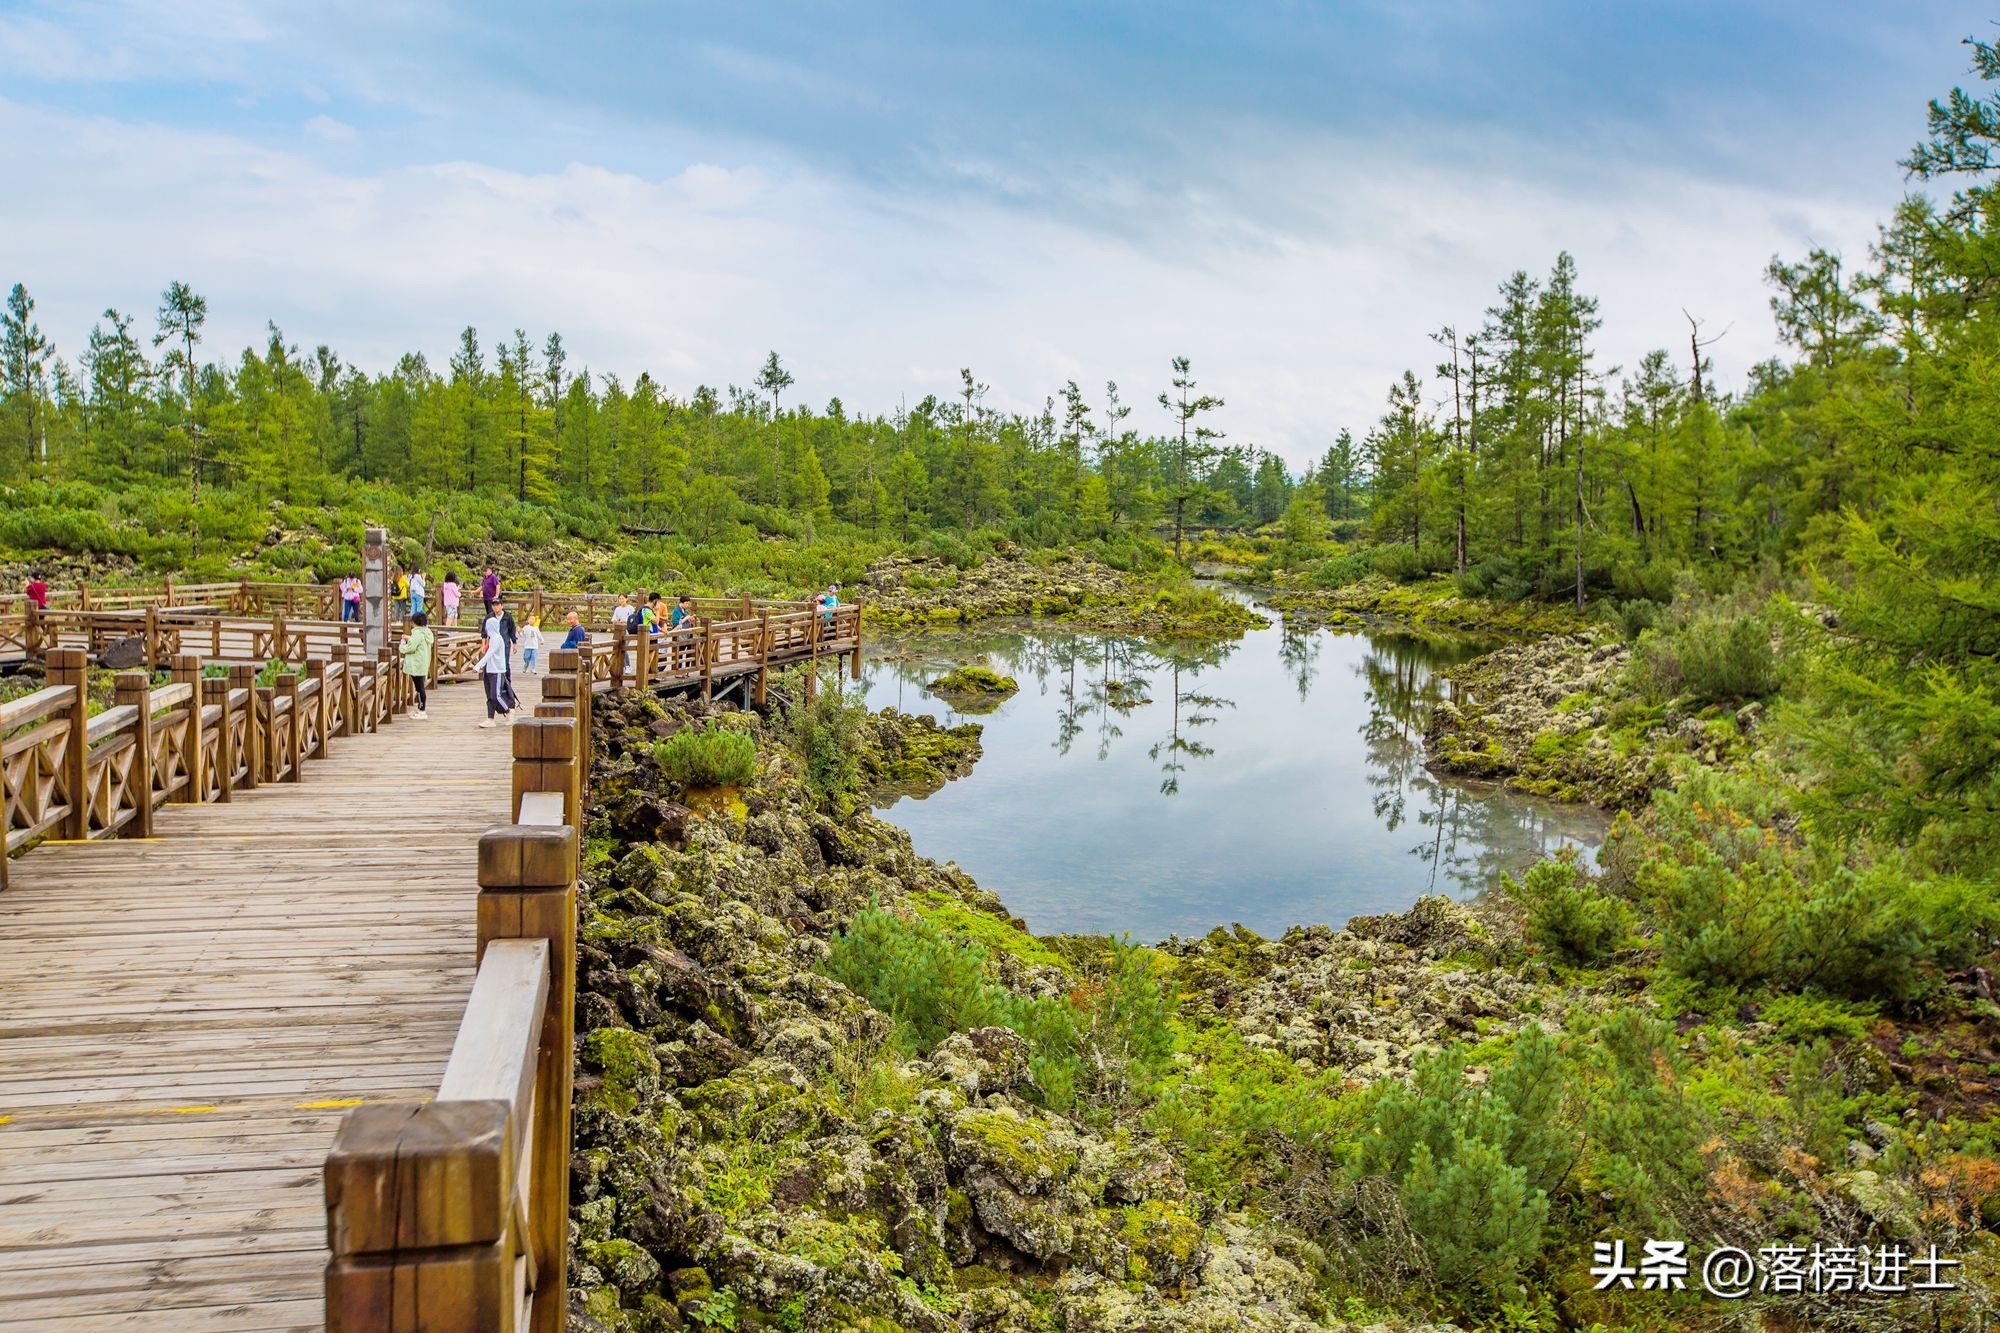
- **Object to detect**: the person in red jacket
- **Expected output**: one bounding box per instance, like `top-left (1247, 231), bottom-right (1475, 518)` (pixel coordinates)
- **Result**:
top-left (24, 574), bottom-right (49, 611)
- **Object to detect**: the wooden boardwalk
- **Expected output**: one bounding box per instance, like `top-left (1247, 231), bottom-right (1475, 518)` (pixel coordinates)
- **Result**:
top-left (0, 678), bottom-right (511, 1330)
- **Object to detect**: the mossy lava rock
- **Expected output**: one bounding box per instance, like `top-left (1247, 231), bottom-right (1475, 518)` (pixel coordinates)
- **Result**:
top-left (926, 664), bottom-right (1019, 713)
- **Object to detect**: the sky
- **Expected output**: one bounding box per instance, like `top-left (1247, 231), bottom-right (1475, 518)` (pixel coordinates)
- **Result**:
top-left (0, 1), bottom-right (1987, 467)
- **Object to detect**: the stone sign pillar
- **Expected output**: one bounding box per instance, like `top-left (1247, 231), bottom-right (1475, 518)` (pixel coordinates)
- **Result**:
top-left (363, 526), bottom-right (390, 657)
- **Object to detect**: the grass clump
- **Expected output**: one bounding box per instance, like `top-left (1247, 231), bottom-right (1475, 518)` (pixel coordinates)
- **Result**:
top-left (654, 723), bottom-right (757, 788)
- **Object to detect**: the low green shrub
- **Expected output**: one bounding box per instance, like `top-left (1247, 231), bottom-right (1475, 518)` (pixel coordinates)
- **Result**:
top-left (1311, 548), bottom-right (1376, 588)
top-left (1503, 856), bottom-right (1633, 965)
top-left (776, 681), bottom-right (867, 815)
top-left (1370, 545), bottom-right (1427, 583)
top-left (1628, 611), bottom-right (1776, 704)
top-left (1604, 769), bottom-right (1998, 997)
top-left (1354, 1025), bottom-right (1572, 1299)
top-left (654, 723), bottom-right (756, 787)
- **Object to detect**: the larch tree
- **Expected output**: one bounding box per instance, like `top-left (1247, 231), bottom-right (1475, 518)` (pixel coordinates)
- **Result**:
top-left (1158, 356), bottom-right (1224, 560)
top-left (754, 351), bottom-right (794, 506)
top-left (2, 283), bottom-right (54, 477)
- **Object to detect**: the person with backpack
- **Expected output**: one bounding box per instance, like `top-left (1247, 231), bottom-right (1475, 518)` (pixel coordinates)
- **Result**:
top-left (477, 607), bottom-right (511, 728)
top-left (400, 612), bottom-right (435, 720)
top-left (498, 601), bottom-right (521, 710)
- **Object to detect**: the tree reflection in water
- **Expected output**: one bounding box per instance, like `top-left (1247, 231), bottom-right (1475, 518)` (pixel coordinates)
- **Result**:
top-left (860, 617), bottom-right (1602, 911)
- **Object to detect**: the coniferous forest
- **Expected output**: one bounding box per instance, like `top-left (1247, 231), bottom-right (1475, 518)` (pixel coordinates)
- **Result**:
top-left (7, 25), bottom-right (2000, 1333)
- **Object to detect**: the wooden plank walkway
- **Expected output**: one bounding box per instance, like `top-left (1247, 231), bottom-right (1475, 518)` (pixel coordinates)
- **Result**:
top-left (0, 677), bottom-right (514, 1330)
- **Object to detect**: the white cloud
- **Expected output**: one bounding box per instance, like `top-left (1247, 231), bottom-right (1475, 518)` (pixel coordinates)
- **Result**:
top-left (303, 113), bottom-right (355, 143)
top-left (0, 97), bottom-right (1895, 469)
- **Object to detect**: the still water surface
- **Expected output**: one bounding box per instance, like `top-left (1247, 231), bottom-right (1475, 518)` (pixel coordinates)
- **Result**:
top-left (859, 609), bottom-right (1606, 943)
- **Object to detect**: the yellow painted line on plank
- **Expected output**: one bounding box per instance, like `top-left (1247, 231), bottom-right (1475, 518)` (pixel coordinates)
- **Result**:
top-left (0, 1095), bottom-right (428, 1126)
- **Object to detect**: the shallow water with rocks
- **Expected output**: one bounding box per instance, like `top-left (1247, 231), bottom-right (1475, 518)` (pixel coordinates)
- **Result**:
top-left (861, 610), bottom-right (1608, 942)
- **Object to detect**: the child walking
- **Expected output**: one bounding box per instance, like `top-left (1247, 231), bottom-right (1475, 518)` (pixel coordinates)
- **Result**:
top-left (521, 616), bottom-right (544, 674)
top-left (400, 612), bottom-right (435, 720)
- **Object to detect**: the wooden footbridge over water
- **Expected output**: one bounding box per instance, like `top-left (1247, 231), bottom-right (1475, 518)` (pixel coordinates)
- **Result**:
top-left (0, 580), bottom-right (862, 1330)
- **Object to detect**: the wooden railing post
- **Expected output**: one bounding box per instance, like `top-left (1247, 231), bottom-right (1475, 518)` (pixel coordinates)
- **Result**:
top-left (278, 672), bottom-right (302, 783)
top-left (49, 648), bottom-right (90, 840)
top-left (204, 676), bottom-right (235, 801)
top-left (379, 649), bottom-right (398, 725)
top-left (230, 664), bottom-right (261, 789)
top-left (608, 619), bottom-right (626, 692)
top-left (325, 1099), bottom-right (518, 1333)
top-left (478, 814), bottom-right (576, 1333)
top-left (633, 621), bottom-right (653, 692)
top-left (24, 600), bottom-right (41, 661)
top-left (851, 607), bottom-right (863, 680)
top-left (573, 645), bottom-right (593, 773)
top-left (305, 661), bottom-right (330, 761)
top-left (332, 647), bottom-right (354, 736)
top-left (172, 653), bottom-right (205, 803)
top-left (509, 716), bottom-right (580, 831)
top-left (700, 621), bottom-right (714, 701)
top-left (142, 607), bottom-right (159, 671)
top-left (804, 611), bottom-right (820, 702)
top-left (747, 611), bottom-right (767, 708)
top-left (115, 672), bottom-right (154, 838)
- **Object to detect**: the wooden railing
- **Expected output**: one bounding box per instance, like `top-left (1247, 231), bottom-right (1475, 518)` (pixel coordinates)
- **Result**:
top-left (1, 644), bottom-right (408, 891)
top-left (597, 602), bottom-right (862, 703)
top-left (324, 718), bottom-right (579, 1333)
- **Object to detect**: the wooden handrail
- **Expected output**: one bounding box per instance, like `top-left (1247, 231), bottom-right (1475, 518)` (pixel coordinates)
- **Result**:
top-left (324, 718), bottom-right (579, 1333)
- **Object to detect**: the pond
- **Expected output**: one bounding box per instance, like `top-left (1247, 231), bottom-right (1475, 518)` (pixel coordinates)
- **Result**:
top-left (858, 607), bottom-right (1607, 943)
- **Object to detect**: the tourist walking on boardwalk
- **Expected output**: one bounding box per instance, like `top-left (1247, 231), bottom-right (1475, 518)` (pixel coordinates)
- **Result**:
top-left (561, 610), bottom-right (587, 650)
top-left (480, 566), bottom-right (500, 617)
top-left (409, 569), bottom-right (426, 620)
top-left (521, 616), bottom-right (543, 674)
top-left (339, 574), bottom-right (362, 622)
top-left (24, 572), bottom-right (48, 611)
top-left (441, 572), bottom-right (461, 626)
top-left (498, 600), bottom-right (521, 710)
top-left (401, 612), bottom-right (435, 720)
top-left (392, 569), bottom-right (410, 623)
top-left (612, 593), bottom-right (633, 631)
top-left (477, 608), bottom-right (511, 727)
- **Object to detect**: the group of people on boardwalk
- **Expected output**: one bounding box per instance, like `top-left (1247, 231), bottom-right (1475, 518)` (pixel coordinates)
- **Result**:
top-left (381, 564), bottom-right (540, 726)
top-left (341, 564), bottom-right (501, 627)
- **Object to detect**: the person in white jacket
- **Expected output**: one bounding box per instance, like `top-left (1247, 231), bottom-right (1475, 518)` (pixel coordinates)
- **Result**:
top-left (477, 608), bottom-right (512, 728)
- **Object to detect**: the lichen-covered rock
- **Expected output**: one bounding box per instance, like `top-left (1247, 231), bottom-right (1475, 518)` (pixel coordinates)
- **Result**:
top-left (863, 550), bottom-right (1264, 637)
top-left (928, 663), bottom-right (1021, 713)
top-left (1420, 632), bottom-right (1745, 808)
top-left (567, 689), bottom-right (1463, 1332)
